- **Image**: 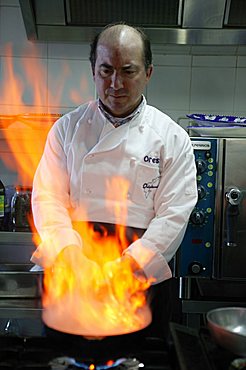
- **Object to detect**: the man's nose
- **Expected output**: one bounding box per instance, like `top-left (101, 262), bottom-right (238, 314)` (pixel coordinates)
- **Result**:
top-left (110, 71), bottom-right (123, 90)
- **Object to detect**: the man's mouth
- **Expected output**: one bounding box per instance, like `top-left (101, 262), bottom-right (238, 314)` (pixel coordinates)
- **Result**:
top-left (107, 90), bottom-right (127, 98)
top-left (109, 95), bottom-right (128, 102)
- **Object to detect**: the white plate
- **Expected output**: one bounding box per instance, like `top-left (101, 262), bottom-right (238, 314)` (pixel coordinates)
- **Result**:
top-left (188, 126), bottom-right (246, 138)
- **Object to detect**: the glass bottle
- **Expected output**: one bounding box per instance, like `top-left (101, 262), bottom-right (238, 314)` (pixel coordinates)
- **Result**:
top-left (0, 180), bottom-right (5, 230)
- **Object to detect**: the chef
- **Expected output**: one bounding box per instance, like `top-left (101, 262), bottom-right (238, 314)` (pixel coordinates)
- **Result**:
top-left (31, 22), bottom-right (198, 341)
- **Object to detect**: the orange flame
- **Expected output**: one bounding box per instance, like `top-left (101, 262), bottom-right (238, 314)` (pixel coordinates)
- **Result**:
top-left (0, 44), bottom-right (93, 185)
top-left (1, 44), bottom-right (154, 337)
top-left (42, 177), bottom-right (154, 336)
top-left (0, 45), bottom-right (58, 185)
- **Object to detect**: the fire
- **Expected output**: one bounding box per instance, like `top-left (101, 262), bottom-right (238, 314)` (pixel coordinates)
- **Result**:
top-left (0, 44), bottom-right (59, 185)
top-left (42, 225), bottom-right (153, 336)
top-left (1, 44), bottom-right (154, 337)
top-left (42, 177), bottom-right (154, 336)
top-left (0, 44), bottom-right (93, 185)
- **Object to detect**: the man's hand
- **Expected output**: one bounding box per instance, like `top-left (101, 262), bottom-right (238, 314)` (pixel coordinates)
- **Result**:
top-left (46, 245), bottom-right (106, 340)
top-left (46, 245), bottom-right (105, 298)
top-left (102, 254), bottom-right (149, 304)
top-left (104, 254), bottom-right (147, 281)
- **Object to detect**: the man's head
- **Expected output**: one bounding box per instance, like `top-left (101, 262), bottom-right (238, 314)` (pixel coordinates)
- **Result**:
top-left (90, 23), bottom-right (153, 118)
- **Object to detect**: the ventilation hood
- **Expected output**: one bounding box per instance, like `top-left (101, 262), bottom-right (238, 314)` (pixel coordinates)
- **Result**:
top-left (19, 0), bottom-right (246, 45)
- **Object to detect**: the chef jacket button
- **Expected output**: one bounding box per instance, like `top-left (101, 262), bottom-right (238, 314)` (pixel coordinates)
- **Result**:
top-left (139, 125), bottom-right (144, 133)
top-left (130, 157), bottom-right (136, 167)
top-left (87, 118), bottom-right (92, 124)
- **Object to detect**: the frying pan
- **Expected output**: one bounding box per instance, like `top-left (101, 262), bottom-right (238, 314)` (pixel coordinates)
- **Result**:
top-left (207, 307), bottom-right (246, 357)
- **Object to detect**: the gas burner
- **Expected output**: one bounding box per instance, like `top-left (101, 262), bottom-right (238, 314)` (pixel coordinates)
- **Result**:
top-left (49, 356), bottom-right (143, 370)
top-left (230, 358), bottom-right (246, 370)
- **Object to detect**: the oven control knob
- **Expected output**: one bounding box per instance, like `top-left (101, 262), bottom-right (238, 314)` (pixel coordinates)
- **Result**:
top-left (196, 159), bottom-right (207, 174)
top-left (189, 262), bottom-right (203, 275)
top-left (190, 210), bottom-right (205, 225)
top-left (197, 185), bottom-right (206, 200)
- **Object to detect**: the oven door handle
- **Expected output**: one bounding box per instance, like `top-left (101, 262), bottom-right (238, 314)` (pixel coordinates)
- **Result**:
top-left (225, 188), bottom-right (242, 247)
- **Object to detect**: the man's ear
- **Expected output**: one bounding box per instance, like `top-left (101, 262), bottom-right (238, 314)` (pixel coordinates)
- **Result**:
top-left (146, 64), bottom-right (153, 81)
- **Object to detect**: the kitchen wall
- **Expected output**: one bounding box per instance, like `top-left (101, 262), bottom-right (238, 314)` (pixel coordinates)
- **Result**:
top-left (1, 0), bottom-right (246, 125)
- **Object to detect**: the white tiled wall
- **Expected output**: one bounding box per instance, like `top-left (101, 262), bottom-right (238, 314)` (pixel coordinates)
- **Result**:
top-left (0, 1), bottom-right (246, 122)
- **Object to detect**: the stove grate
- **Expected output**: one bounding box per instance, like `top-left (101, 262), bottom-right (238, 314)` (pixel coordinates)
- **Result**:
top-left (0, 336), bottom-right (172, 370)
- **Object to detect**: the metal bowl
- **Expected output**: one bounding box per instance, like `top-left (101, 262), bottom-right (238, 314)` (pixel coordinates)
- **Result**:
top-left (207, 307), bottom-right (246, 356)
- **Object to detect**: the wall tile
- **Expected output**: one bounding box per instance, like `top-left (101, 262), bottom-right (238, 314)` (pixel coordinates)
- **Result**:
top-left (234, 68), bottom-right (246, 112)
top-left (0, 158), bottom-right (18, 186)
top-left (0, 0), bottom-right (19, 5)
top-left (238, 56), bottom-right (246, 67)
top-left (48, 43), bottom-right (90, 60)
top-left (233, 110), bottom-right (246, 117)
top-left (0, 105), bottom-right (49, 115)
top-left (164, 110), bottom-right (192, 131)
top-left (153, 54), bottom-right (191, 66)
top-left (147, 66), bottom-right (191, 111)
top-left (190, 67), bottom-right (235, 112)
top-left (0, 56), bottom-right (48, 107)
top-left (46, 107), bottom-right (76, 115)
top-left (152, 44), bottom-right (192, 55)
top-left (0, 6), bottom-right (47, 58)
top-left (0, 0), bottom-right (246, 130)
top-left (192, 55), bottom-right (236, 67)
top-left (47, 59), bottom-right (95, 108)
top-left (237, 46), bottom-right (246, 55)
top-left (191, 45), bottom-right (238, 55)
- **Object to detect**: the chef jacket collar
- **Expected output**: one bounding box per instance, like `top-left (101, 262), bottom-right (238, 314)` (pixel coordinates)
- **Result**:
top-left (98, 96), bottom-right (145, 127)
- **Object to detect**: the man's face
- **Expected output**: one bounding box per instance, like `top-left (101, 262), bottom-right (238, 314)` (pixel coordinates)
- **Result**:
top-left (93, 33), bottom-right (152, 118)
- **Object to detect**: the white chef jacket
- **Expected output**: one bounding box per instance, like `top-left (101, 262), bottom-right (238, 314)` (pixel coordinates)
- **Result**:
top-left (31, 97), bottom-right (198, 284)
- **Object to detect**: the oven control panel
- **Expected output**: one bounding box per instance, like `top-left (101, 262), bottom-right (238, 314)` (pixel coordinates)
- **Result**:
top-left (175, 138), bottom-right (217, 277)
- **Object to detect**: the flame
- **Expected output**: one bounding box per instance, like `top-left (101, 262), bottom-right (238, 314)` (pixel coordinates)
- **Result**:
top-left (42, 177), bottom-right (154, 336)
top-left (106, 360), bottom-right (114, 367)
top-left (1, 44), bottom-right (154, 337)
top-left (0, 44), bottom-right (57, 184)
top-left (0, 44), bottom-right (93, 185)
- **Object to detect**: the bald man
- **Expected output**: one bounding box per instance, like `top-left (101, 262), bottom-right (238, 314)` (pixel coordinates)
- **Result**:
top-left (31, 23), bottom-right (197, 343)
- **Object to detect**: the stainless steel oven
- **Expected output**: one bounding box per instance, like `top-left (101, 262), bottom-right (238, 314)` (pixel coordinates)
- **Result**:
top-left (176, 137), bottom-right (246, 281)
top-left (175, 137), bottom-right (246, 327)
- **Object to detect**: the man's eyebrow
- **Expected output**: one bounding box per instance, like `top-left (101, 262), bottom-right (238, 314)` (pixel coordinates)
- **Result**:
top-left (99, 63), bottom-right (137, 70)
top-left (122, 65), bottom-right (132, 69)
top-left (122, 64), bottom-right (137, 70)
top-left (99, 63), bottom-right (112, 68)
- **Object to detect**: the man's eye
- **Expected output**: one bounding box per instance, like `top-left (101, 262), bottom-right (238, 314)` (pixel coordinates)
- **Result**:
top-left (100, 69), bottom-right (111, 77)
top-left (124, 70), bottom-right (136, 76)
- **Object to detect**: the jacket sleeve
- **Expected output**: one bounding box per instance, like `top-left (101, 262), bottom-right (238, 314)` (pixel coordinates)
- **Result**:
top-left (124, 131), bottom-right (198, 284)
top-left (31, 120), bottom-right (82, 268)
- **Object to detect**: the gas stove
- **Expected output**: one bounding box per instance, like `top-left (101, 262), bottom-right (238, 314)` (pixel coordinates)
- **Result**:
top-left (49, 356), bottom-right (142, 369)
top-left (0, 334), bottom-right (172, 370)
top-left (1, 322), bottom-right (242, 370)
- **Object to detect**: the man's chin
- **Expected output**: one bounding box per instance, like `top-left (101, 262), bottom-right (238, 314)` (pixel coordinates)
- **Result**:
top-left (106, 105), bottom-right (129, 118)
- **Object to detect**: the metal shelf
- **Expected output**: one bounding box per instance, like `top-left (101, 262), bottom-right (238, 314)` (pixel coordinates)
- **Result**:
top-left (0, 232), bottom-right (37, 264)
top-left (0, 232), bottom-right (36, 245)
top-left (0, 298), bottom-right (42, 318)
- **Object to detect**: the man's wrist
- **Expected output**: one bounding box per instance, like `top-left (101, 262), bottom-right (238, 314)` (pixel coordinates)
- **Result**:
top-left (121, 254), bottom-right (147, 281)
